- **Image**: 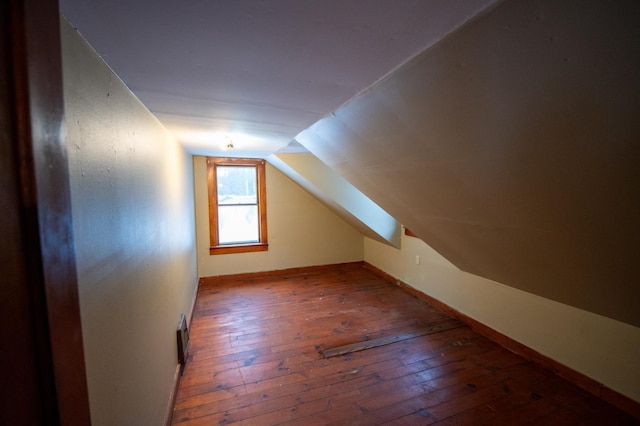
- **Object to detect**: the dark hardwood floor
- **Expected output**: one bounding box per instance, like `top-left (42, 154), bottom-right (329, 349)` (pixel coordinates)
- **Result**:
top-left (171, 263), bottom-right (637, 425)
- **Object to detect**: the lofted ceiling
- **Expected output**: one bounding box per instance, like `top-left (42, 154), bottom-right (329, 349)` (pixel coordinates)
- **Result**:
top-left (297, 0), bottom-right (640, 327)
top-left (59, 0), bottom-right (497, 157)
top-left (59, 0), bottom-right (640, 328)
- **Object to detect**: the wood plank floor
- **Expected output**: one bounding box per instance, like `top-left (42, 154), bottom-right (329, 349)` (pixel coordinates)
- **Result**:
top-left (171, 263), bottom-right (637, 425)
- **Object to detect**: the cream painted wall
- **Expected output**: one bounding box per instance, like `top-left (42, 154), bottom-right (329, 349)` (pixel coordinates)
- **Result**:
top-left (298, 0), bottom-right (640, 328)
top-left (194, 156), bottom-right (364, 277)
top-left (365, 234), bottom-right (640, 403)
top-left (62, 19), bottom-right (198, 426)
top-left (270, 153), bottom-right (401, 248)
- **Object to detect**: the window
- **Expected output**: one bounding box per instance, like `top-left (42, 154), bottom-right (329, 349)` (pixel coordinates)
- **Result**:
top-left (207, 157), bottom-right (268, 255)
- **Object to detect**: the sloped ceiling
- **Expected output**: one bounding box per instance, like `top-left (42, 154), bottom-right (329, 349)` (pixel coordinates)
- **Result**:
top-left (297, 0), bottom-right (640, 327)
top-left (269, 153), bottom-right (402, 247)
top-left (59, 0), bottom-right (497, 157)
top-left (59, 0), bottom-right (640, 327)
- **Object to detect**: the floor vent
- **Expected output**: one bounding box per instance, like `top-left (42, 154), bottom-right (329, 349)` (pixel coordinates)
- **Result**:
top-left (177, 314), bottom-right (189, 368)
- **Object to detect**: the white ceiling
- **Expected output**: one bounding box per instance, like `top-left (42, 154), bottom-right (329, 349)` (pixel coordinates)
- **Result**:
top-left (60, 0), bottom-right (497, 157)
top-left (57, 0), bottom-right (640, 327)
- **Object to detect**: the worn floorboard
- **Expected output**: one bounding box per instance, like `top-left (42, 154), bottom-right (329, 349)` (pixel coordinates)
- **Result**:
top-left (171, 263), bottom-right (636, 425)
top-left (321, 318), bottom-right (463, 358)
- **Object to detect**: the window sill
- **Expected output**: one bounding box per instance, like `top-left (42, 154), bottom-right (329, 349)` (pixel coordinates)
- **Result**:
top-left (209, 242), bottom-right (268, 255)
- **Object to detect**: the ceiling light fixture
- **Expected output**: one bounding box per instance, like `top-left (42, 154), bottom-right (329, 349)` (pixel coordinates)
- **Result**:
top-left (225, 137), bottom-right (234, 150)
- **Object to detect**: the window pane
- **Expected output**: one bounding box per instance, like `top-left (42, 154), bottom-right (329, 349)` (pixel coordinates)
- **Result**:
top-left (218, 205), bottom-right (259, 244)
top-left (217, 166), bottom-right (257, 205)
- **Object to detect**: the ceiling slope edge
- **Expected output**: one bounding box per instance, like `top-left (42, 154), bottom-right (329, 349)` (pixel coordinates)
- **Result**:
top-left (268, 153), bottom-right (401, 248)
top-left (295, 0), bottom-right (640, 327)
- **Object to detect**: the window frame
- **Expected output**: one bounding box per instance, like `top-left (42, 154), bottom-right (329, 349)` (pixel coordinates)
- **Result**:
top-left (207, 157), bottom-right (268, 255)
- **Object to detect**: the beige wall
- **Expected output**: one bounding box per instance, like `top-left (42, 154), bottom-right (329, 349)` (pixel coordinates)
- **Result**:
top-left (194, 156), bottom-right (364, 277)
top-left (298, 0), bottom-right (640, 328)
top-left (62, 19), bottom-right (198, 426)
top-left (365, 234), bottom-right (640, 403)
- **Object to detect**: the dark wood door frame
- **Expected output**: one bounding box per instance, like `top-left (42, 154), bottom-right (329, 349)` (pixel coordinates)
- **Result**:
top-left (1, 0), bottom-right (91, 424)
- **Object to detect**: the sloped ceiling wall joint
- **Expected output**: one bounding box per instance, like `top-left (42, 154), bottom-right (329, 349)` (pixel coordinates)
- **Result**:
top-left (296, 0), bottom-right (640, 327)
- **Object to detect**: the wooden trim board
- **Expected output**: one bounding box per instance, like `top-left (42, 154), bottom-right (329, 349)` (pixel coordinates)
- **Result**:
top-left (165, 278), bottom-right (200, 426)
top-left (199, 261), bottom-right (365, 286)
top-left (4, 1), bottom-right (91, 423)
top-left (321, 318), bottom-right (463, 358)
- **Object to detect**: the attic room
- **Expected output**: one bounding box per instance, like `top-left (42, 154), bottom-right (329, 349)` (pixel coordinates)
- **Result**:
top-left (2, 0), bottom-right (639, 425)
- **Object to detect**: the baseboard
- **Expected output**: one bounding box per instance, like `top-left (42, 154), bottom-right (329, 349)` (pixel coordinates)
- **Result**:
top-left (164, 363), bottom-right (181, 426)
top-left (199, 261), bottom-right (365, 286)
top-left (362, 261), bottom-right (640, 420)
top-left (187, 276), bottom-right (199, 327)
top-left (165, 278), bottom-right (200, 426)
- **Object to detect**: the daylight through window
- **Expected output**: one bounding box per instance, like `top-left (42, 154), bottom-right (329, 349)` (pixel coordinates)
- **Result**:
top-left (207, 157), bottom-right (268, 255)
